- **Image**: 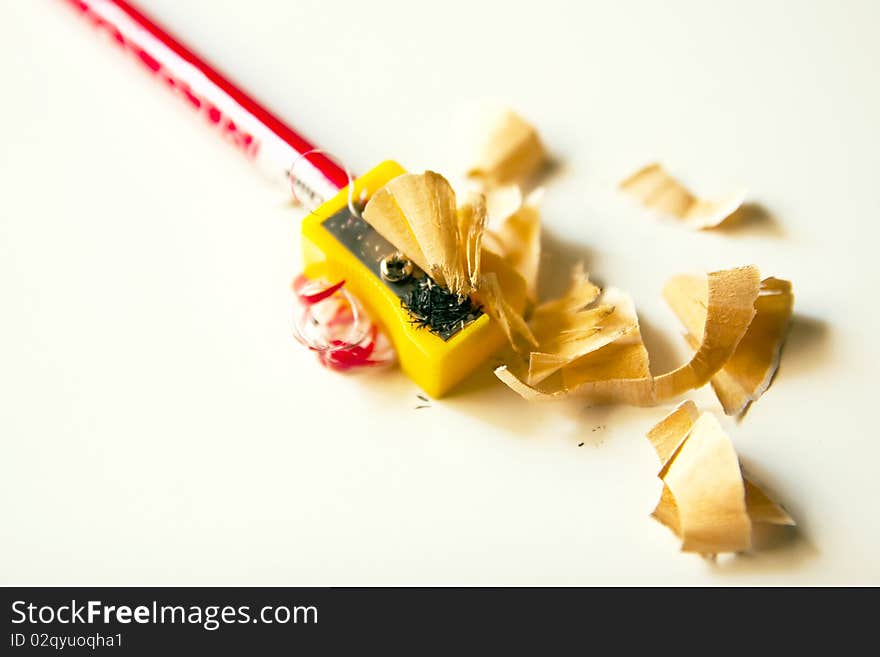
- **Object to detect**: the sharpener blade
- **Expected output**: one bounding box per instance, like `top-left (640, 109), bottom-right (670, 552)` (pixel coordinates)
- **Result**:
top-left (321, 207), bottom-right (482, 341)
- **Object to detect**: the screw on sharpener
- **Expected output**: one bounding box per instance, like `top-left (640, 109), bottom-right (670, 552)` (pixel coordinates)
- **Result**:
top-left (380, 253), bottom-right (414, 283)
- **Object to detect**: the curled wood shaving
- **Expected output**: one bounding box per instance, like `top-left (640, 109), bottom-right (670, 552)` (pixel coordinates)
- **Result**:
top-left (653, 267), bottom-right (760, 399)
top-left (531, 263), bottom-right (600, 319)
top-left (526, 270), bottom-right (634, 385)
top-left (488, 208), bottom-right (541, 302)
top-left (361, 181), bottom-right (429, 276)
top-left (363, 171), bottom-right (471, 296)
top-left (495, 266), bottom-right (761, 405)
top-left (484, 184), bottom-right (523, 226)
top-left (482, 185), bottom-right (543, 302)
top-left (620, 162), bottom-right (746, 229)
top-left (474, 249), bottom-right (537, 352)
top-left (743, 479), bottom-right (795, 526)
top-left (468, 110), bottom-right (546, 187)
top-left (456, 192), bottom-right (487, 291)
top-left (664, 275), bottom-right (794, 415)
top-left (475, 272), bottom-right (538, 353)
top-left (647, 401), bottom-right (794, 554)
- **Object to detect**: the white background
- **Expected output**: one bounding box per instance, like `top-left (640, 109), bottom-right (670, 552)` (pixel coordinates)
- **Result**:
top-left (1, 0), bottom-right (878, 585)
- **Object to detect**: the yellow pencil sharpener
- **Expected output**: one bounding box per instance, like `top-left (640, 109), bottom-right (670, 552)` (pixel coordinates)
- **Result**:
top-left (300, 160), bottom-right (509, 398)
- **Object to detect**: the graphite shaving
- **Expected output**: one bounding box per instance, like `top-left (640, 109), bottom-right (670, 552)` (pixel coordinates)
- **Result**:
top-left (402, 276), bottom-right (482, 338)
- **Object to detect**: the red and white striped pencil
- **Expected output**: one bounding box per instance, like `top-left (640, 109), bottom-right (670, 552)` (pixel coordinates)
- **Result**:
top-left (62, 0), bottom-right (349, 205)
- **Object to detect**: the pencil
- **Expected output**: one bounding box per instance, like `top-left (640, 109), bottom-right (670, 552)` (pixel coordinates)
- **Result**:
top-left (62, 0), bottom-right (349, 205)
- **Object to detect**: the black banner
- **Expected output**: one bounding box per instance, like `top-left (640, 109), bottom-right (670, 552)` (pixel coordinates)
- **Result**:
top-left (0, 586), bottom-right (838, 653)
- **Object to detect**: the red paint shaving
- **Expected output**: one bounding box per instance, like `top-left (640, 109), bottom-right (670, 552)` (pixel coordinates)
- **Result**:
top-left (316, 326), bottom-right (386, 371)
top-left (292, 275), bottom-right (346, 305)
top-left (291, 275), bottom-right (395, 372)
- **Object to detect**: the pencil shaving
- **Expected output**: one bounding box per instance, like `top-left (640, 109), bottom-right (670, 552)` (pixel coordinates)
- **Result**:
top-left (361, 183), bottom-right (429, 275)
top-left (654, 409), bottom-right (751, 554)
top-left (468, 110), bottom-right (546, 187)
top-left (363, 171), bottom-right (473, 295)
top-left (479, 248), bottom-right (536, 351)
top-left (665, 275), bottom-right (794, 415)
top-left (743, 478), bottom-right (796, 526)
top-left (531, 264), bottom-right (600, 318)
top-left (486, 202), bottom-right (542, 301)
top-left (646, 399), bottom-right (700, 470)
top-left (526, 271), bottom-right (636, 385)
top-left (456, 192), bottom-right (487, 290)
top-left (484, 184), bottom-right (523, 224)
top-left (495, 266), bottom-right (761, 405)
top-left (474, 269), bottom-right (537, 353)
top-left (620, 162), bottom-right (745, 229)
top-left (653, 266), bottom-right (760, 399)
top-left (647, 402), bottom-right (794, 554)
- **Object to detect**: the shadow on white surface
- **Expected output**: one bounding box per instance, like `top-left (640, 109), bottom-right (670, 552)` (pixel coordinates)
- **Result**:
top-left (707, 529), bottom-right (818, 578)
top-left (537, 226), bottom-right (602, 299)
top-left (715, 202), bottom-right (787, 239)
top-left (639, 315), bottom-right (687, 376)
top-left (441, 361), bottom-right (564, 439)
top-left (703, 451), bottom-right (821, 578)
top-left (525, 155), bottom-right (569, 195)
top-left (780, 314), bottom-right (832, 377)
